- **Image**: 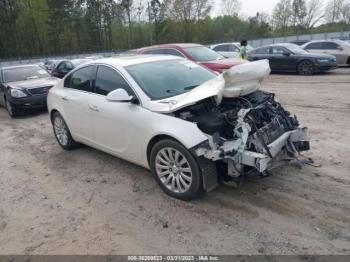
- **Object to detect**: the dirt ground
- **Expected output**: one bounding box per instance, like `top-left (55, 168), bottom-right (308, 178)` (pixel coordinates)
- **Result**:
top-left (0, 68), bottom-right (349, 255)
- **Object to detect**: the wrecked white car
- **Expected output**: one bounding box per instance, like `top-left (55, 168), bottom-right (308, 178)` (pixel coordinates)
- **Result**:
top-left (48, 55), bottom-right (310, 200)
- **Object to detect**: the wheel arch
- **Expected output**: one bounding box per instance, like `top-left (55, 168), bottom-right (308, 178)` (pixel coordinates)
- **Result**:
top-left (146, 134), bottom-right (185, 166)
top-left (146, 134), bottom-right (218, 195)
top-left (50, 109), bottom-right (59, 123)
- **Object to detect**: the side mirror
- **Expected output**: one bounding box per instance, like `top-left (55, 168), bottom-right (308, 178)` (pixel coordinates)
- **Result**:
top-left (106, 88), bottom-right (134, 102)
top-left (337, 46), bottom-right (344, 51)
top-left (283, 52), bottom-right (291, 56)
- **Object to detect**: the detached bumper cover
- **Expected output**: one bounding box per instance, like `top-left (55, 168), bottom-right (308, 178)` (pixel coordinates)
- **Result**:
top-left (241, 127), bottom-right (309, 172)
top-left (196, 127), bottom-right (309, 174)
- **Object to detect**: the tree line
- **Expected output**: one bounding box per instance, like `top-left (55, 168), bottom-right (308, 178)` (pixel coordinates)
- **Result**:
top-left (0, 0), bottom-right (349, 59)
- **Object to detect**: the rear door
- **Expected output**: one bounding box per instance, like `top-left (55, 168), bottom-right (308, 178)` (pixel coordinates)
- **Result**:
top-left (321, 42), bottom-right (345, 64)
top-left (61, 65), bottom-right (96, 143)
top-left (304, 42), bottom-right (323, 55)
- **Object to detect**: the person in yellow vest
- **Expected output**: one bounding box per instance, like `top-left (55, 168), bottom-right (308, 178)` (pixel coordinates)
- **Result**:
top-left (240, 39), bottom-right (248, 60)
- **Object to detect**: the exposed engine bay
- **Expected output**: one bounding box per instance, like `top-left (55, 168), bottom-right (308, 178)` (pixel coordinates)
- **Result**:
top-left (174, 90), bottom-right (310, 181)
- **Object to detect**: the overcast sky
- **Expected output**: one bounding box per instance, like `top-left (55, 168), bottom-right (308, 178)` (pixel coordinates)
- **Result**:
top-left (212, 0), bottom-right (281, 17)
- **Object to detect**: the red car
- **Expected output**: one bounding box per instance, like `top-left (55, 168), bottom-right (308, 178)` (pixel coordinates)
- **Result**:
top-left (137, 43), bottom-right (245, 73)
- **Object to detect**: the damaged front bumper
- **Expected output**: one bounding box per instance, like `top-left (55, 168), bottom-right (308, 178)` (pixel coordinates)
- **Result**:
top-left (195, 127), bottom-right (309, 176)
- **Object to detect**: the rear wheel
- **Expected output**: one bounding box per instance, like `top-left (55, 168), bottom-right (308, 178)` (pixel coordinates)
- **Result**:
top-left (347, 57), bottom-right (350, 67)
top-left (52, 111), bottom-right (79, 150)
top-left (297, 60), bottom-right (315, 75)
top-left (150, 139), bottom-right (203, 201)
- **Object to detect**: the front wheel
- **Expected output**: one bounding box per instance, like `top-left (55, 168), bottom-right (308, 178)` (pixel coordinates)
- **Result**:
top-left (150, 139), bottom-right (203, 201)
top-left (297, 60), bottom-right (315, 75)
top-left (52, 111), bottom-right (79, 150)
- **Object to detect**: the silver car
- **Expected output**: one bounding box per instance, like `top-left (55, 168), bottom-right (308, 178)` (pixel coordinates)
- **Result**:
top-left (210, 42), bottom-right (254, 58)
top-left (302, 40), bottom-right (350, 66)
top-left (48, 56), bottom-right (310, 200)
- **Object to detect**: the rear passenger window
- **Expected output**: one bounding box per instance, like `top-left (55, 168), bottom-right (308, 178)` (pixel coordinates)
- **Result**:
top-left (164, 49), bottom-right (184, 57)
top-left (322, 42), bottom-right (339, 50)
top-left (142, 49), bottom-right (164, 55)
top-left (94, 66), bottom-right (133, 96)
top-left (214, 45), bottom-right (229, 52)
top-left (68, 66), bottom-right (94, 92)
top-left (229, 45), bottom-right (240, 52)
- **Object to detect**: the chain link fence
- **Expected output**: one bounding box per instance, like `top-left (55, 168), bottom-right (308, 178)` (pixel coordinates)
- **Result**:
top-left (249, 30), bottom-right (350, 47)
top-left (1, 30), bottom-right (350, 67)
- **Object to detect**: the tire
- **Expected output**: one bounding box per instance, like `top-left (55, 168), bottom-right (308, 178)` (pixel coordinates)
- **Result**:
top-left (150, 139), bottom-right (203, 201)
top-left (297, 60), bottom-right (315, 75)
top-left (347, 57), bottom-right (350, 68)
top-left (5, 99), bottom-right (18, 118)
top-left (52, 111), bottom-right (79, 150)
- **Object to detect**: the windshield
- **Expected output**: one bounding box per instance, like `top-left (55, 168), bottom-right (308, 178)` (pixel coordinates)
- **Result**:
top-left (284, 44), bottom-right (309, 54)
top-left (2, 65), bottom-right (50, 83)
top-left (126, 60), bottom-right (216, 100)
top-left (184, 46), bottom-right (224, 61)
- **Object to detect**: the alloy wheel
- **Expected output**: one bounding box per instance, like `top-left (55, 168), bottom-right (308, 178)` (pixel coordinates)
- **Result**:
top-left (298, 61), bottom-right (314, 75)
top-left (155, 147), bottom-right (193, 193)
top-left (54, 116), bottom-right (69, 146)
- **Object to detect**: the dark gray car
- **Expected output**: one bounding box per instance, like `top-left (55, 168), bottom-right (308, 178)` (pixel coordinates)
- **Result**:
top-left (249, 43), bottom-right (337, 75)
top-left (0, 64), bottom-right (60, 117)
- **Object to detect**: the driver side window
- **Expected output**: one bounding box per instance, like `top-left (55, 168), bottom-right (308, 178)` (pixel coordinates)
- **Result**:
top-left (271, 47), bottom-right (286, 55)
top-left (94, 66), bottom-right (133, 96)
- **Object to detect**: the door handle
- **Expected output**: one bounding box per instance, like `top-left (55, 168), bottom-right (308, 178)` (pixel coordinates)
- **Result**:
top-left (61, 96), bottom-right (69, 101)
top-left (89, 105), bottom-right (99, 112)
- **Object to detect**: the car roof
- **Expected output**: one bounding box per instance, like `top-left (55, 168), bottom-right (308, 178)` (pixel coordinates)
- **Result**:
top-left (304, 39), bottom-right (343, 43)
top-left (138, 43), bottom-right (202, 51)
top-left (88, 55), bottom-right (181, 67)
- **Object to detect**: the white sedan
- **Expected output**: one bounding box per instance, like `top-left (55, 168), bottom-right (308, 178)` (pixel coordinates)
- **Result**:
top-left (48, 56), bottom-right (310, 200)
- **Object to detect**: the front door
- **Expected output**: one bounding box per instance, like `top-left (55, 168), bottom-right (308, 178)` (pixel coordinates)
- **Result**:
top-left (88, 65), bottom-right (144, 162)
top-left (270, 46), bottom-right (295, 71)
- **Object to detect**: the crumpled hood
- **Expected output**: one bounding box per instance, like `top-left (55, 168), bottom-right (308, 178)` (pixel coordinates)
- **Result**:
top-left (7, 77), bottom-right (60, 90)
top-left (145, 60), bottom-right (271, 113)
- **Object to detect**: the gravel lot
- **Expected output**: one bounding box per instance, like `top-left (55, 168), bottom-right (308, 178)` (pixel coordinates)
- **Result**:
top-left (0, 68), bottom-right (349, 255)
